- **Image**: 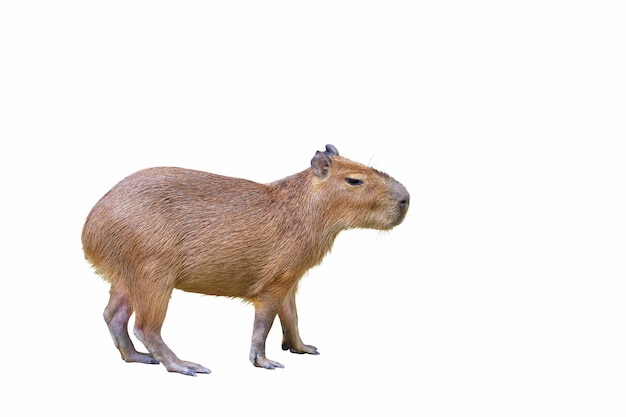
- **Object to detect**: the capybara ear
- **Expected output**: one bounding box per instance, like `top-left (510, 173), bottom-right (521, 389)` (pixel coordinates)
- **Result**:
top-left (311, 150), bottom-right (332, 178)
top-left (324, 144), bottom-right (339, 157)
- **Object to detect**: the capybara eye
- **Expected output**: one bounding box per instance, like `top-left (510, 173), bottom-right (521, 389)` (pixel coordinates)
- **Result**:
top-left (345, 177), bottom-right (364, 186)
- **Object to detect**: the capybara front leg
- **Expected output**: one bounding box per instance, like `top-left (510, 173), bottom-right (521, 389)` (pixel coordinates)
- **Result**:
top-left (249, 300), bottom-right (284, 369)
top-left (103, 286), bottom-right (158, 365)
top-left (278, 287), bottom-right (319, 355)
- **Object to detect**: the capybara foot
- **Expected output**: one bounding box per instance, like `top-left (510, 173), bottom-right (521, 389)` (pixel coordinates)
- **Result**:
top-left (250, 353), bottom-right (284, 370)
top-left (282, 341), bottom-right (319, 355)
top-left (164, 359), bottom-right (211, 376)
top-left (124, 351), bottom-right (160, 365)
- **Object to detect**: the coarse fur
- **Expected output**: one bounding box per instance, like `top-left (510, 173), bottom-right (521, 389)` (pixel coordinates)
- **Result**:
top-left (82, 144), bottom-right (409, 375)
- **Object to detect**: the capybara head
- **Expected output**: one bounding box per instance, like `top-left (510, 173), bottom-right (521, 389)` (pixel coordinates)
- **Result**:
top-left (309, 144), bottom-right (409, 231)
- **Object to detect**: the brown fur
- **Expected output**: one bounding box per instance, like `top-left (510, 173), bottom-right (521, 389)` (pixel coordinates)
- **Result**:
top-left (82, 144), bottom-right (409, 375)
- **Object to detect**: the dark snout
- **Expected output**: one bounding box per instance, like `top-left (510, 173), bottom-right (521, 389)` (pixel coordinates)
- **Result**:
top-left (391, 181), bottom-right (410, 227)
top-left (398, 188), bottom-right (410, 211)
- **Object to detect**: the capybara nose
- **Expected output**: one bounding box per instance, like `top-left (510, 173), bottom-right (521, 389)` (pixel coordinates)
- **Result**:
top-left (397, 187), bottom-right (410, 210)
top-left (390, 186), bottom-right (410, 227)
top-left (399, 193), bottom-right (409, 210)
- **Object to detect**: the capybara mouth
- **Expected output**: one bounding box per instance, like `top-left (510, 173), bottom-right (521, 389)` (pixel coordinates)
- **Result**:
top-left (391, 207), bottom-right (408, 228)
top-left (380, 206), bottom-right (409, 230)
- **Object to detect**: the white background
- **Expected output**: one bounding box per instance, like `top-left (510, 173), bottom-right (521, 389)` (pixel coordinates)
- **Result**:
top-left (1, 1), bottom-right (625, 416)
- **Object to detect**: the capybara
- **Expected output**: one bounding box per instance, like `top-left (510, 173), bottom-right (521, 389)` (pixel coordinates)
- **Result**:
top-left (82, 144), bottom-right (409, 375)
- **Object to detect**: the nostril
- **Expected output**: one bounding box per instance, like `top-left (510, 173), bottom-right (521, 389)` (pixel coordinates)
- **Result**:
top-left (399, 198), bottom-right (409, 209)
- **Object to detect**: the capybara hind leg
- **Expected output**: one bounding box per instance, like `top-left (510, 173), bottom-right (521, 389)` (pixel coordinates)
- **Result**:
top-left (249, 299), bottom-right (284, 369)
top-left (103, 287), bottom-right (158, 364)
top-left (132, 286), bottom-right (210, 376)
top-left (134, 329), bottom-right (210, 376)
top-left (278, 287), bottom-right (319, 355)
